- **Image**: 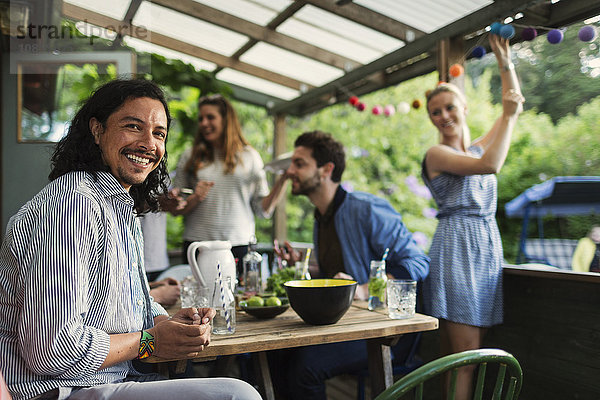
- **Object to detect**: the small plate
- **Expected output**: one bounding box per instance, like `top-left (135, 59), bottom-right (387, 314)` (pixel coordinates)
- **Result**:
top-left (240, 298), bottom-right (290, 319)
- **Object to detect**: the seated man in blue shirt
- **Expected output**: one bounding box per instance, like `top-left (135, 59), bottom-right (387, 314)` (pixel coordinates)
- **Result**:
top-left (273, 130), bottom-right (430, 400)
top-left (0, 79), bottom-right (260, 400)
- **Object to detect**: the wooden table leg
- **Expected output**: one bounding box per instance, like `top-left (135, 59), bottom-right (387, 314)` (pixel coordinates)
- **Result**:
top-left (367, 338), bottom-right (394, 396)
top-left (252, 352), bottom-right (275, 400)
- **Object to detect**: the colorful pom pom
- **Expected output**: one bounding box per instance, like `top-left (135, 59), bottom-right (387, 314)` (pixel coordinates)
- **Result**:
top-left (490, 22), bottom-right (503, 35)
top-left (578, 25), bottom-right (596, 42)
top-left (472, 46), bottom-right (486, 58)
top-left (449, 64), bottom-right (464, 78)
top-left (349, 96), bottom-right (359, 106)
top-left (384, 105), bottom-right (395, 116)
top-left (397, 102), bottom-right (410, 114)
top-left (412, 99), bottom-right (422, 109)
top-left (500, 25), bottom-right (515, 39)
top-left (356, 102), bottom-right (366, 111)
top-left (521, 27), bottom-right (537, 41)
top-left (547, 29), bottom-right (564, 44)
top-left (372, 105), bottom-right (383, 115)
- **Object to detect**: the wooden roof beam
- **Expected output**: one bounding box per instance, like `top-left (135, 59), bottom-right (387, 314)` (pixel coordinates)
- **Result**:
top-left (214, 2), bottom-right (306, 75)
top-left (62, 3), bottom-right (309, 91)
top-left (299, 0), bottom-right (425, 42)
top-left (150, 0), bottom-right (361, 71)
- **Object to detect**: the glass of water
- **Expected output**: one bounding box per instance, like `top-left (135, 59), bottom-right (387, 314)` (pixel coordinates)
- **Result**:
top-left (211, 276), bottom-right (236, 335)
top-left (180, 275), bottom-right (211, 308)
top-left (386, 279), bottom-right (417, 319)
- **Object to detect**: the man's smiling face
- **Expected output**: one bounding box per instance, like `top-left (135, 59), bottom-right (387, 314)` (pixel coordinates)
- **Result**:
top-left (90, 96), bottom-right (167, 191)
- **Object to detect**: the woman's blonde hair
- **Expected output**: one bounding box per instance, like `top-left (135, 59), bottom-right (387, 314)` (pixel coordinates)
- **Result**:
top-left (426, 83), bottom-right (470, 150)
top-left (426, 82), bottom-right (467, 109)
top-left (185, 94), bottom-right (248, 175)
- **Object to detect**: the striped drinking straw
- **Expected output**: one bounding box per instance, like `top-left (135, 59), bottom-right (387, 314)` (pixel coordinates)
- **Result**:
top-left (216, 262), bottom-right (233, 332)
top-left (381, 247), bottom-right (390, 262)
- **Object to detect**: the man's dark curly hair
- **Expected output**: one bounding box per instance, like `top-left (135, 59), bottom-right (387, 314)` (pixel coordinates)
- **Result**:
top-left (48, 79), bottom-right (172, 214)
top-left (294, 130), bottom-right (346, 183)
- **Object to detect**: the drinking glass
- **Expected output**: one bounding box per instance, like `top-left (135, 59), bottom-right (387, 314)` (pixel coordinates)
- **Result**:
top-left (386, 279), bottom-right (416, 319)
top-left (211, 276), bottom-right (236, 335)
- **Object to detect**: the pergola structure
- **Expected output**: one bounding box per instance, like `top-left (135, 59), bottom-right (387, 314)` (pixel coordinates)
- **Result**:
top-left (57, 0), bottom-right (600, 116)
top-left (2, 0), bottom-right (600, 238)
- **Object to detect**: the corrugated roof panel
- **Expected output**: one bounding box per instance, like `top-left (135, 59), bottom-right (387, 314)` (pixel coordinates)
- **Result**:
top-left (64, 0), bottom-right (129, 21)
top-left (240, 42), bottom-right (344, 87)
top-left (133, 2), bottom-right (249, 57)
top-left (194, 0), bottom-right (290, 26)
top-left (356, 0), bottom-right (493, 33)
top-left (277, 5), bottom-right (403, 65)
top-left (123, 36), bottom-right (217, 72)
top-left (292, 5), bottom-right (403, 53)
top-left (216, 68), bottom-right (299, 101)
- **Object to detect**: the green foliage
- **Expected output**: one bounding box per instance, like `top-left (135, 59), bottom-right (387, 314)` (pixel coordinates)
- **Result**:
top-left (266, 267), bottom-right (296, 297)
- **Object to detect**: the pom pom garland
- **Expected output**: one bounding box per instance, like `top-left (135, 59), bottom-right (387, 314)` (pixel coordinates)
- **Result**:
top-left (547, 29), bottom-right (564, 44)
top-left (449, 64), bottom-right (464, 77)
top-left (472, 46), bottom-right (486, 58)
top-left (521, 27), bottom-right (537, 41)
top-left (578, 25), bottom-right (597, 42)
top-left (341, 21), bottom-right (584, 119)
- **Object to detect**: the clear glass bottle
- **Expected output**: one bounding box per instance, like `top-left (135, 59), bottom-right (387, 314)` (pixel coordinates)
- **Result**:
top-left (368, 260), bottom-right (387, 310)
top-left (242, 235), bottom-right (262, 293)
top-left (211, 276), bottom-right (236, 334)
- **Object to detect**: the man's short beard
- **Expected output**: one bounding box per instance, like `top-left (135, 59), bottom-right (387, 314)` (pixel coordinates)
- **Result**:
top-left (291, 172), bottom-right (320, 196)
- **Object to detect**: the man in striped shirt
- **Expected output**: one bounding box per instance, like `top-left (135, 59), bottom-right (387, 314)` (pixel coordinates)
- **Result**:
top-left (0, 79), bottom-right (261, 400)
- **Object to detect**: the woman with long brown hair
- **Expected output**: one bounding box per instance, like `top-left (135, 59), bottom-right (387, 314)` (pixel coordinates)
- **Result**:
top-left (171, 94), bottom-right (288, 271)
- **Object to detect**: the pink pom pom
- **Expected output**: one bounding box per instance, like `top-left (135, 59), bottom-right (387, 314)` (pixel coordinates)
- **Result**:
top-left (372, 105), bottom-right (383, 115)
top-left (384, 105), bottom-right (395, 116)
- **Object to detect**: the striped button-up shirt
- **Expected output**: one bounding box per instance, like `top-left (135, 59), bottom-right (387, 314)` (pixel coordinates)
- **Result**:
top-left (0, 171), bottom-right (167, 400)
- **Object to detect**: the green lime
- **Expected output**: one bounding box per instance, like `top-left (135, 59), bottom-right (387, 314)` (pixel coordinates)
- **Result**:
top-left (265, 296), bottom-right (282, 307)
top-left (247, 296), bottom-right (264, 307)
top-left (239, 300), bottom-right (248, 308)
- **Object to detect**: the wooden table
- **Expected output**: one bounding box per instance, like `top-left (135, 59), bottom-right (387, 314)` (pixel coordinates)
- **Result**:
top-left (145, 301), bottom-right (438, 399)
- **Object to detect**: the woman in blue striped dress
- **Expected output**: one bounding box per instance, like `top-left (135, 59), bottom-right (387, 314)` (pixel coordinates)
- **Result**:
top-left (421, 33), bottom-right (524, 399)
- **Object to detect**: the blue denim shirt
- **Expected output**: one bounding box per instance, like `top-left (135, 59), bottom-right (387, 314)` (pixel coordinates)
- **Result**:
top-left (314, 190), bottom-right (429, 285)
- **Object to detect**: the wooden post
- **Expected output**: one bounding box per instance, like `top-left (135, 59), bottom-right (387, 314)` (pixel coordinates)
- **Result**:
top-left (437, 35), bottom-right (465, 93)
top-left (272, 113), bottom-right (287, 243)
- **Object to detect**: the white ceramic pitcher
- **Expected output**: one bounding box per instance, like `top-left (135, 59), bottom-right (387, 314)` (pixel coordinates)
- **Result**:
top-left (187, 240), bottom-right (236, 288)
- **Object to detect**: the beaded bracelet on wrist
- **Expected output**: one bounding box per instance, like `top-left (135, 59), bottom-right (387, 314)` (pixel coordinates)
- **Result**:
top-left (137, 330), bottom-right (155, 359)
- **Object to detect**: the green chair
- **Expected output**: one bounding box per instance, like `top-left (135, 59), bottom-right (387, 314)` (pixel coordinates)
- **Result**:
top-left (374, 348), bottom-right (522, 400)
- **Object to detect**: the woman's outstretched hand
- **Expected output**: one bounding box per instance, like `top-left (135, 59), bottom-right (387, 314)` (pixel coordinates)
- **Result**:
top-left (489, 33), bottom-right (511, 67)
top-left (490, 33), bottom-right (525, 117)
